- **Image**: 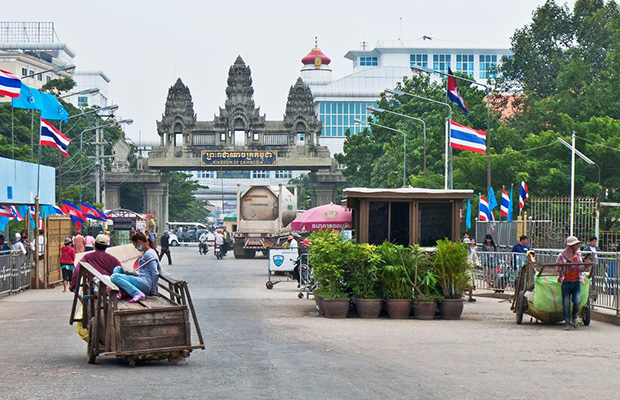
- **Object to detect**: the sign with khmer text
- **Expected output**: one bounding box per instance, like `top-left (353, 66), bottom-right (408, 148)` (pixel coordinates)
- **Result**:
top-left (200, 150), bottom-right (278, 166)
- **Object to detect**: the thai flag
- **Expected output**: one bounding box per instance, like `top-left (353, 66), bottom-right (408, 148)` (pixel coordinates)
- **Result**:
top-left (0, 206), bottom-right (13, 218)
top-left (479, 195), bottom-right (491, 221)
top-left (0, 69), bottom-right (21, 98)
top-left (29, 206), bottom-right (44, 230)
top-left (10, 206), bottom-right (24, 221)
top-left (447, 68), bottom-right (469, 115)
top-left (52, 204), bottom-right (65, 215)
top-left (500, 188), bottom-right (510, 217)
top-left (519, 181), bottom-right (528, 210)
top-left (450, 121), bottom-right (486, 153)
top-left (40, 118), bottom-right (71, 157)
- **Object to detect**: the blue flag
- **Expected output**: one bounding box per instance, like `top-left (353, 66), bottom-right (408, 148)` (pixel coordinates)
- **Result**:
top-left (40, 93), bottom-right (69, 122)
top-left (466, 198), bottom-right (472, 229)
top-left (12, 83), bottom-right (44, 110)
top-left (507, 185), bottom-right (514, 222)
top-left (487, 186), bottom-right (498, 211)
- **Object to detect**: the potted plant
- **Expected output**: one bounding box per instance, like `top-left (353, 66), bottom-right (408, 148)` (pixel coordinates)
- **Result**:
top-left (411, 252), bottom-right (441, 320)
top-left (433, 239), bottom-right (470, 319)
top-left (308, 230), bottom-right (352, 318)
top-left (377, 243), bottom-right (413, 319)
top-left (348, 243), bottom-right (382, 318)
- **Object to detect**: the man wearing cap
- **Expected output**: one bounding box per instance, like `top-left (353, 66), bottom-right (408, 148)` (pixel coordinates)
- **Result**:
top-left (556, 236), bottom-right (592, 330)
top-left (73, 230), bottom-right (86, 253)
top-left (70, 234), bottom-right (121, 291)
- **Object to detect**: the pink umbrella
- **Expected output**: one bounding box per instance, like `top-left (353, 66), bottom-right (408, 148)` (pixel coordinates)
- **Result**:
top-left (291, 203), bottom-right (352, 232)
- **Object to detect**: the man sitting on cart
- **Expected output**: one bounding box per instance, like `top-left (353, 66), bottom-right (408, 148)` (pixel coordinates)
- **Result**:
top-left (70, 234), bottom-right (122, 292)
top-left (556, 236), bottom-right (592, 330)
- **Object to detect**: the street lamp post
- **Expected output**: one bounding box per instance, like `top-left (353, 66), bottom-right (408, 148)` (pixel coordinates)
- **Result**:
top-left (355, 118), bottom-right (407, 187)
top-left (411, 65), bottom-right (492, 192)
top-left (385, 88), bottom-right (452, 189)
top-left (367, 106), bottom-right (427, 171)
top-left (557, 134), bottom-right (600, 237)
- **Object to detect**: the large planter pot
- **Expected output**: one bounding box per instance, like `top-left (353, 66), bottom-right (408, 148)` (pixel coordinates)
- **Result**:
top-left (322, 298), bottom-right (350, 318)
top-left (439, 299), bottom-right (465, 320)
top-left (356, 299), bottom-right (383, 319)
top-left (412, 301), bottom-right (438, 320)
top-left (386, 299), bottom-right (412, 319)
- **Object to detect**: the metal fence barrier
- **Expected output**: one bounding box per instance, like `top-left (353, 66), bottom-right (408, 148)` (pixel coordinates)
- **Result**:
top-left (0, 250), bottom-right (31, 295)
top-left (474, 248), bottom-right (619, 314)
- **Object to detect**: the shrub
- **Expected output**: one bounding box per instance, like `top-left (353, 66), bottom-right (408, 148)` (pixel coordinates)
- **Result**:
top-left (433, 239), bottom-right (470, 299)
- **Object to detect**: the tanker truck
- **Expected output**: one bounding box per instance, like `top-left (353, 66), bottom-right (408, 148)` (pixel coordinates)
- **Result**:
top-left (233, 184), bottom-right (297, 259)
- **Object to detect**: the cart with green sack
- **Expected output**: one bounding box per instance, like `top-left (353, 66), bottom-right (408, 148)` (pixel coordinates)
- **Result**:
top-left (512, 251), bottom-right (596, 325)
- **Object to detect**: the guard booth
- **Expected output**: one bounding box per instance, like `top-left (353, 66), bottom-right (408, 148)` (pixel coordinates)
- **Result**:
top-left (343, 188), bottom-right (473, 246)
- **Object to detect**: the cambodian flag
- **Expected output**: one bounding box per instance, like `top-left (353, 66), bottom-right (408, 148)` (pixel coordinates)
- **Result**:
top-left (40, 118), bottom-right (71, 157)
top-left (479, 195), bottom-right (490, 221)
top-left (450, 121), bottom-right (486, 153)
top-left (80, 203), bottom-right (107, 221)
top-left (447, 68), bottom-right (469, 115)
top-left (519, 181), bottom-right (528, 210)
top-left (500, 188), bottom-right (510, 217)
top-left (0, 69), bottom-right (21, 98)
top-left (62, 200), bottom-right (86, 226)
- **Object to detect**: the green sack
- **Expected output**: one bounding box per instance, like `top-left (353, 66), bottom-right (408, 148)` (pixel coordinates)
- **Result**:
top-left (532, 275), bottom-right (589, 313)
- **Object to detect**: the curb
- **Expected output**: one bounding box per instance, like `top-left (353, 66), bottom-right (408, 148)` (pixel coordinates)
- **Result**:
top-left (591, 310), bottom-right (620, 326)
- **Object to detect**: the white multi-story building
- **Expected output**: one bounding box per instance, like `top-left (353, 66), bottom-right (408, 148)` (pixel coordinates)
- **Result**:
top-left (301, 40), bottom-right (512, 155)
top-left (70, 70), bottom-right (111, 108)
top-left (0, 22), bottom-right (75, 96)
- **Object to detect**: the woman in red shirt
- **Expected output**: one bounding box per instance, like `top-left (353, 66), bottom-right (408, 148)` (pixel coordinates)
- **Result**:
top-left (556, 236), bottom-right (591, 330)
top-left (60, 237), bottom-right (76, 292)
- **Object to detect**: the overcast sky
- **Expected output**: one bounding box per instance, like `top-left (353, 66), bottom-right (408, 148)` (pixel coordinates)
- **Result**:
top-left (5, 0), bottom-right (574, 144)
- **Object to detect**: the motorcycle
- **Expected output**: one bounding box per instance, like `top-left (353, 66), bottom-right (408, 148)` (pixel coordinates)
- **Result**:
top-left (214, 244), bottom-right (223, 260)
top-left (199, 240), bottom-right (208, 255)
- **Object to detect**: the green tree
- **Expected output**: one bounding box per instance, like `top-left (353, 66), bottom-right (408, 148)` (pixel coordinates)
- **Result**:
top-left (289, 173), bottom-right (312, 210)
top-left (168, 172), bottom-right (209, 222)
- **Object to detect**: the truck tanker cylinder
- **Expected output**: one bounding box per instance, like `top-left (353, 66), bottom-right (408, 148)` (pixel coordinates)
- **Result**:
top-left (239, 185), bottom-right (297, 227)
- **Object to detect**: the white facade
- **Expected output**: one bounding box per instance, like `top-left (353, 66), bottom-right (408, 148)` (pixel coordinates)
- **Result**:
top-left (301, 40), bottom-right (512, 156)
top-left (70, 71), bottom-right (111, 108)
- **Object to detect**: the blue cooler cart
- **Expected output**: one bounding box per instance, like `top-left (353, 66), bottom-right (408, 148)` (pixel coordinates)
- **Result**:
top-left (266, 248), bottom-right (299, 290)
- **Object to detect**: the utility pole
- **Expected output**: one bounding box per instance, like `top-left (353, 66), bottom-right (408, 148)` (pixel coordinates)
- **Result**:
top-left (95, 126), bottom-right (101, 203)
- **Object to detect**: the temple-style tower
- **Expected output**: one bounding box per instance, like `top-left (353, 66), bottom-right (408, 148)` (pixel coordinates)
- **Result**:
top-left (157, 78), bottom-right (196, 146)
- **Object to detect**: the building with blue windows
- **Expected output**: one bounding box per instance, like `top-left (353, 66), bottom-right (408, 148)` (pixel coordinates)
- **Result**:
top-left (301, 40), bottom-right (511, 155)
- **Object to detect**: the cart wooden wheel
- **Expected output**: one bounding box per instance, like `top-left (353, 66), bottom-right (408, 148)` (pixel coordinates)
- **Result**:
top-left (516, 290), bottom-right (525, 325)
top-left (583, 299), bottom-right (591, 326)
top-left (87, 317), bottom-right (97, 364)
top-left (266, 281), bottom-right (274, 290)
top-left (298, 292), bottom-right (304, 299)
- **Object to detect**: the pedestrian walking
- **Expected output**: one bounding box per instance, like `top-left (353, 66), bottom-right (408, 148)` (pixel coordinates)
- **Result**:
top-left (11, 233), bottom-right (26, 255)
top-left (73, 230), bottom-right (86, 253)
top-left (556, 236), bottom-right (591, 330)
top-left (37, 229), bottom-right (45, 260)
top-left (159, 230), bottom-right (173, 265)
top-left (482, 234), bottom-right (498, 287)
top-left (464, 238), bottom-right (478, 302)
top-left (60, 237), bottom-right (76, 292)
top-left (0, 235), bottom-right (10, 252)
top-left (84, 232), bottom-right (95, 252)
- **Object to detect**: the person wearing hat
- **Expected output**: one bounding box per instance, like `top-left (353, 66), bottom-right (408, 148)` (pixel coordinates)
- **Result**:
top-left (70, 234), bottom-right (122, 291)
top-left (159, 230), bottom-right (173, 265)
top-left (60, 237), bottom-right (76, 292)
top-left (556, 236), bottom-right (592, 330)
top-left (73, 230), bottom-right (86, 253)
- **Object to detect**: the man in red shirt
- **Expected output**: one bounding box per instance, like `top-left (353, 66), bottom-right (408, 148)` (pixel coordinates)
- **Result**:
top-left (70, 234), bottom-right (121, 291)
top-left (556, 236), bottom-right (591, 330)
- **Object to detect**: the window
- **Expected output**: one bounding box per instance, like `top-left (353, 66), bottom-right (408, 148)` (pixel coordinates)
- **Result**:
top-left (316, 101), bottom-right (375, 137)
top-left (46, 76), bottom-right (51, 83)
top-left (29, 70), bottom-right (34, 77)
top-left (220, 133), bottom-right (226, 141)
top-left (37, 74), bottom-right (42, 81)
top-left (77, 96), bottom-right (88, 107)
top-left (479, 54), bottom-right (498, 79)
top-left (21, 68), bottom-right (27, 76)
top-left (275, 170), bottom-right (292, 179)
top-left (456, 54), bottom-right (474, 77)
top-left (359, 56), bottom-right (378, 66)
top-left (410, 54), bottom-right (428, 68)
top-left (251, 170), bottom-right (270, 179)
top-left (433, 54), bottom-right (451, 74)
top-left (196, 170), bottom-right (215, 179)
top-left (418, 203), bottom-right (453, 246)
top-left (296, 132), bottom-right (305, 146)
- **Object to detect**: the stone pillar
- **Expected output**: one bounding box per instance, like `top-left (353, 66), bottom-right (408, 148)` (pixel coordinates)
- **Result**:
top-left (309, 169), bottom-right (347, 207)
top-left (105, 183), bottom-right (121, 210)
top-left (144, 183), bottom-right (168, 235)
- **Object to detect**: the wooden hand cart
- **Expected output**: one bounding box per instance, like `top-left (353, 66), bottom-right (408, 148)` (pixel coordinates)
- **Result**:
top-left (512, 251), bottom-right (596, 326)
top-left (70, 262), bottom-right (205, 366)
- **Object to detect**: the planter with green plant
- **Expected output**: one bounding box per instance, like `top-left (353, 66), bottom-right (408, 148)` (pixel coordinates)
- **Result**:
top-left (432, 239), bottom-right (470, 319)
top-left (348, 243), bottom-right (382, 318)
top-left (377, 243), bottom-right (415, 319)
top-left (411, 255), bottom-right (442, 319)
top-left (308, 230), bottom-right (353, 318)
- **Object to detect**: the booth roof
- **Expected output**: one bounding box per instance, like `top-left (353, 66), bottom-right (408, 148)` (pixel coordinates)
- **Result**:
top-left (343, 187), bottom-right (473, 201)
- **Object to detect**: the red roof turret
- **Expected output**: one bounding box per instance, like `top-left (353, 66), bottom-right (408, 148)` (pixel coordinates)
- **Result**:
top-left (302, 47), bottom-right (331, 68)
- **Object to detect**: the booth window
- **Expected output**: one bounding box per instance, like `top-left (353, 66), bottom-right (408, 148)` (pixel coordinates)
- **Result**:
top-left (418, 202), bottom-right (453, 247)
top-left (368, 201), bottom-right (389, 245)
top-left (368, 201), bottom-right (410, 245)
top-left (390, 202), bottom-right (410, 246)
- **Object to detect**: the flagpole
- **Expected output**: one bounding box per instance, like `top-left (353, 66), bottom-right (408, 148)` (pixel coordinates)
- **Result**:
top-left (34, 117), bottom-right (42, 289)
top-left (30, 109), bottom-right (34, 162)
top-left (11, 106), bottom-right (14, 159)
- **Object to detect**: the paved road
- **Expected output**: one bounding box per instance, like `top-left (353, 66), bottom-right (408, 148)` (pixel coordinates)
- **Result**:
top-left (1, 246), bottom-right (619, 400)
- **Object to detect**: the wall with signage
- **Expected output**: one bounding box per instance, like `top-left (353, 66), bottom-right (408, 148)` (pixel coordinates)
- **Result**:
top-left (0, 157), bottom-right (56, 204)
top-left (201, 150), bottom-right (277, 166)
